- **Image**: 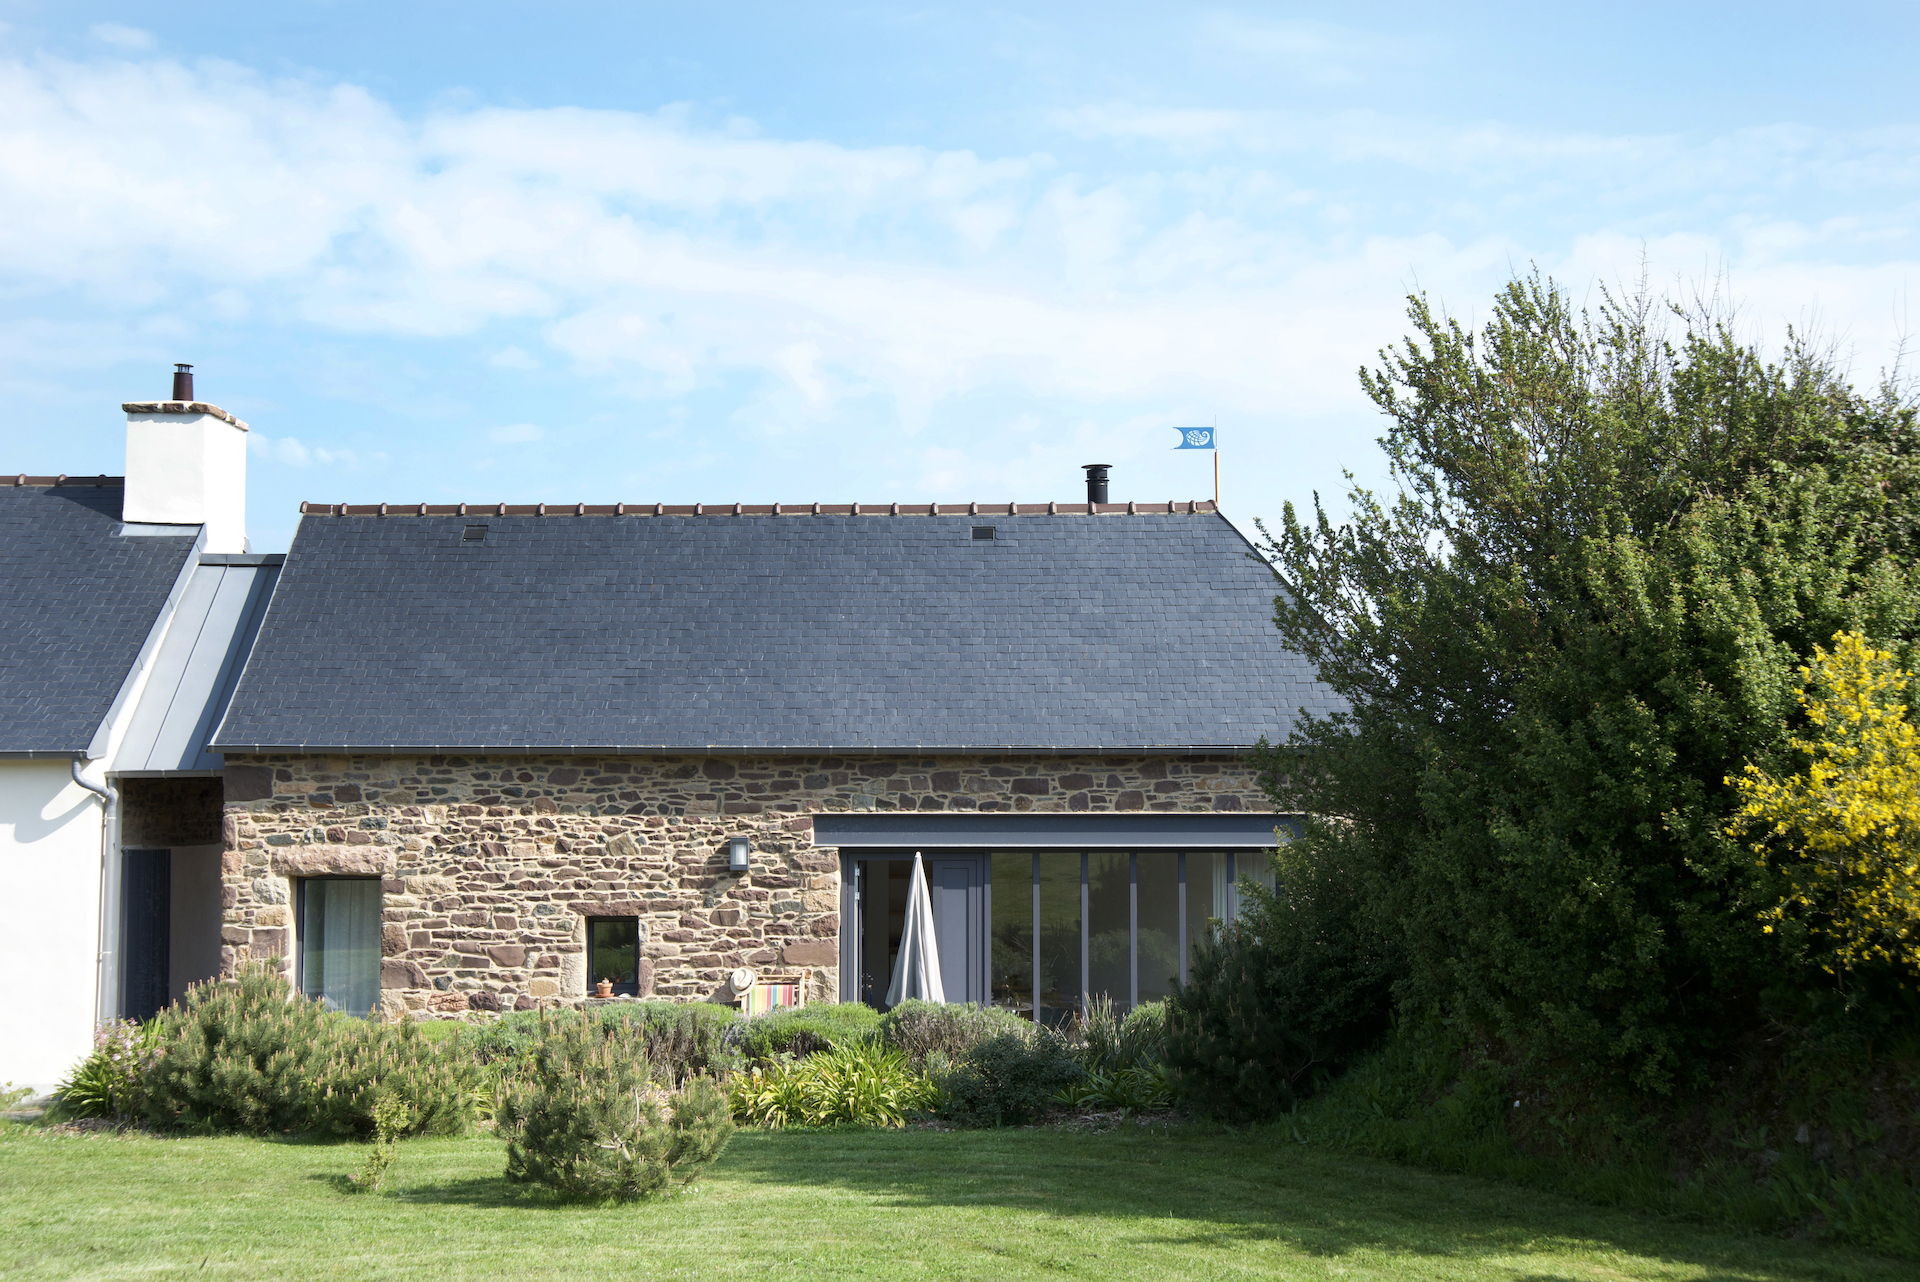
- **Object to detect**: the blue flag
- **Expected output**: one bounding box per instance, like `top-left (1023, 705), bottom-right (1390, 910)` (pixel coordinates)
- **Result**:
top-left (1172, 426), bottom-right (1215, 450)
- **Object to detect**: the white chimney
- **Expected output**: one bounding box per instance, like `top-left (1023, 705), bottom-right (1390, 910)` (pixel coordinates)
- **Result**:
top-left (121, 365), bottom-right (248, 554)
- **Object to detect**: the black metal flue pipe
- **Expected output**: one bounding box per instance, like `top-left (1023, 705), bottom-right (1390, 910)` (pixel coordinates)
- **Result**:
top-left (171, 364), bottom-right (194, 402)
top-left (1082, 463), bottom-right (1110, 505)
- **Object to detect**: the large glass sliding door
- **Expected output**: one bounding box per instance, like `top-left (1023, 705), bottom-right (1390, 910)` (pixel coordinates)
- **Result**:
top-left (989, 852), bottom-right (1033, 1015)
top-left (1136, 852), bottom-right (1181, 1003)
top-left (1035, 853), bottom-right (1080, 1028)
top-left (980, 847), bottom-right (1276, 1019)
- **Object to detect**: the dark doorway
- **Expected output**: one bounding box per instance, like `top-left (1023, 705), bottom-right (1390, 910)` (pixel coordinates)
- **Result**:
top-left (852, 853), bottom-right (984, 1007)
top-left (122, 849), bottom-right (171, 1023)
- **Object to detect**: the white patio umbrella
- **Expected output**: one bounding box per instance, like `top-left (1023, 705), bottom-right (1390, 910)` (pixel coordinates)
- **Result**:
top-left (884, 851), bottom-right (946, 1006)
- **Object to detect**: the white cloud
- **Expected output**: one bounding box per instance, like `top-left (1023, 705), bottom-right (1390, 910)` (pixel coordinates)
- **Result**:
top-left (248, 433), bottom-right (358, 467)
top-left (486, 422), bottom-right (543, 444)
top-left (87, 24), bottom-right (154, 51)
top-left (0, 50), bottom-right (1912, 476)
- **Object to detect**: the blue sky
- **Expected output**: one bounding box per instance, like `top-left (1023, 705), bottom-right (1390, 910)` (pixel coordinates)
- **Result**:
top-left (1, 3), bottom-right (1916, 551)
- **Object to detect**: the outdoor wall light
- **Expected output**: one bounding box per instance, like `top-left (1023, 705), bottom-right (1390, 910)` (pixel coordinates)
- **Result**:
top-left (727, 836), bottom-right (751, 873)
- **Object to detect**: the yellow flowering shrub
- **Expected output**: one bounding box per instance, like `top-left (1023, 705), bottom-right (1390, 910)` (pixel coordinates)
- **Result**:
top-left (1728, 631), bottom-right (1920, 976)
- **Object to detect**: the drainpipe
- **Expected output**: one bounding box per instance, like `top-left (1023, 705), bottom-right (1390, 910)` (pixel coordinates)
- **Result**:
top-left (73, 756), bottom-right (119, 1025)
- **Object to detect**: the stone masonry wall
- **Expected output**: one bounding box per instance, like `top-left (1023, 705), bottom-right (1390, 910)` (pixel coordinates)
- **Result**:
top-left (219, 752), bottom-right (1271, 1018)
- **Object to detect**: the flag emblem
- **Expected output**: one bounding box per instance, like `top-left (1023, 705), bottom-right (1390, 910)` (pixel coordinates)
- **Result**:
top-left (1172, 426), bottom-right (1215, 450)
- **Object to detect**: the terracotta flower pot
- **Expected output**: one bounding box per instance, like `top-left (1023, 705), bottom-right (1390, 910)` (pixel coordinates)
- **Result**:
top-left (595, 979), bottom-right (613, 998)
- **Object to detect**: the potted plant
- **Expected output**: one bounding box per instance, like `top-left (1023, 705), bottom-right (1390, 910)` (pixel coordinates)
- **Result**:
top-left (595, 978), bottom-right (614, 998)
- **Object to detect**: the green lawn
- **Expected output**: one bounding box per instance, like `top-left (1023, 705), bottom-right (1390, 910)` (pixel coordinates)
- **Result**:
top-left (0, 1121), bottom-right (1904, 1281)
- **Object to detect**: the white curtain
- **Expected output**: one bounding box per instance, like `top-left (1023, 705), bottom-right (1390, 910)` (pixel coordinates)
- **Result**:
top-left (1211, 852), bottom-right (1276, 923)
top-left (302, 878), bottom-right (380, 1015)
top-left (885, 852), bottom-right (945, 1006)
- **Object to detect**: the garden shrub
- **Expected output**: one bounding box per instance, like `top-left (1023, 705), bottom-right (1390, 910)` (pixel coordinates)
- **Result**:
top-left (303, 1016), bottom-right (479, 1138)
top-left (1164, 839), bottom-right (1394, 1121)
top-left (1075, 997), bottom-right (1168, 1074)
top-left (53, 1020), bottom-right (160, 1121)
top-left (140, 967), bottom-right (325, 1133)
top-left (597, 1002), bottom-right (741, 1084)
top-left (499, 1015), bottom-right (732, 1201)
top-left (730, 1039), bottom-right (938, 1128)
top-left (728, 1002), bottom-right (882, 1064)
top-left (348, 1095), bottom-right (411, 1194)
top-left (138, 965), bottom-right (479, 1137)
top-left (936, 1031), bottom-right (1082, 1128)
top-left (879, 1000), bottom-right (1029, 1066)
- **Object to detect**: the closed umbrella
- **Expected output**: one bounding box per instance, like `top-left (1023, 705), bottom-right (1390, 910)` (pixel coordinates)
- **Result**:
top-left (885, 852), bottom-right (945, 1006)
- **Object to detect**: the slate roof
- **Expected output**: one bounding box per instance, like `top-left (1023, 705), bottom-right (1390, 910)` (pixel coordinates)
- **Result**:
top-left (213, 507), bottom-right (1340, 754)
top-left (0, 481), bottom-right (200, 755)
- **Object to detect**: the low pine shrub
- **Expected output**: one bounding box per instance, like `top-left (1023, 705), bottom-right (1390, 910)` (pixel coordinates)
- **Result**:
top-left (305, 1017), bottom-right (479, 1138)
top-left (937, 1031), bottom-right (1083, 1128)
top-left (141, 967), bottom-right (324, 1133)
top-left (730, 1039), bottom-right (938, 1128)
top-left (138, 965), bottom-right (480, 1137)
top-left (1165, 841), bottom-right (1394, 1121)
top-left (728, 1003), bottom-right (883, 1065)
top-left (879, 1000), bottom-right (1029, 1066)
top-left (499, 1015), bottom-right (732, 1201)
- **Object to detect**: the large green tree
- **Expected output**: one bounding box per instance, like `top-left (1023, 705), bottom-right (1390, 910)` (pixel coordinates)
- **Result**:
top-left (1255, 273), bottom-right (1920, 1089)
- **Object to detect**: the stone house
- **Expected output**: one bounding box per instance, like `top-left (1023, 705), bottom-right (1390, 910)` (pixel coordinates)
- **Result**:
top-left (2, 373), bottom-right (1338, 1089)
top-left (208, 475), bottom-right (1337, 1021)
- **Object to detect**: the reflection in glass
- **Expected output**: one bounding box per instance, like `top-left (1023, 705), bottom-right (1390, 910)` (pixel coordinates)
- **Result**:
top-left (1185, 851), bottom-right (1230, 977)
top-left (1086, 852), bottom-right (1130, 1008)
top-left (1137, 852), bottom-right (1181, 1003)
top-left (1036, 853), bottom-right (1080, 1028)
top-left (589, 918), bottom-right (639, 994)
top-left (1237, 848), bottom-right (1278, 910)
top-left (990, 852), bottom-right (1033, 1016)
top-left (856, 859), bottom-right (913, 1008)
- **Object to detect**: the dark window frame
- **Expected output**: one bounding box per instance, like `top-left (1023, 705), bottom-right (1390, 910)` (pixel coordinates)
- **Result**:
top-left (586, 915), bottom-right (641, 996)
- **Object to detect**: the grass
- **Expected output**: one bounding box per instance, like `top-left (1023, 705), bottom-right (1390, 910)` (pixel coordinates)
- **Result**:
top-left (1, 1120), bottom-right (1908, 1281)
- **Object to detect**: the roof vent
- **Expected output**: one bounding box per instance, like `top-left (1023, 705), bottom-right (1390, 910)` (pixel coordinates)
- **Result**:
top-left (462, 524), bottom-right (487, 542)
top-left (171, 363), bottom-right (193, 401)
top-left (971, 525), bottom-right (995, 540)
top-left (1083, 463), bottom-right (1110, 505)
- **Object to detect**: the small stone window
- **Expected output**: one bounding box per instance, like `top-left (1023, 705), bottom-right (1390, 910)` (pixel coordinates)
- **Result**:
top-left (588, 917), bottom-right (640, 996)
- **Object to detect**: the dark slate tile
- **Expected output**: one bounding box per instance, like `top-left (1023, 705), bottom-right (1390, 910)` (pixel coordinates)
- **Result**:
top-left (214, 512), bottom-right (1342, 751)
top-left (0, 486), bottom-right (199, 752)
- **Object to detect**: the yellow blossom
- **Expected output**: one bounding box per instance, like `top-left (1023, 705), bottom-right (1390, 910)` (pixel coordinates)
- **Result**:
top-left (1727, 631), bottom-right (1920, 976)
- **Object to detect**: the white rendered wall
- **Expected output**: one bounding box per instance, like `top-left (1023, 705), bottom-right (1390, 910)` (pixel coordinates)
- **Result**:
top-left (123, 411), bottom-right (248, 553)
top-left (0, 761), bottom-right (103, 1092)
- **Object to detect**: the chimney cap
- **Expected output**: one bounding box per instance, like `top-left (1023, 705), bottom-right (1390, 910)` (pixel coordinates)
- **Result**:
top-left (173, 363), bottom-right (193, 373)
top-left (1082, 463), bottom-right (1111, 471)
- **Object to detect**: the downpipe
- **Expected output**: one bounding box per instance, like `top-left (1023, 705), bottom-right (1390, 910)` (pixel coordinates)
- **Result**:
top-left (72, 757), bottom-right (118, 1026)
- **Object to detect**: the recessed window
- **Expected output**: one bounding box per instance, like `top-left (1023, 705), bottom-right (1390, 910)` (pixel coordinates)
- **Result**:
top-left (462, 524), bottom-right (488, 542)
top-left (298, 878), bottom-right (381, 1015)
top-left (971, 526), bottom-right (995, 540)
top-left (588, 917), bottom-right (640, 995)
